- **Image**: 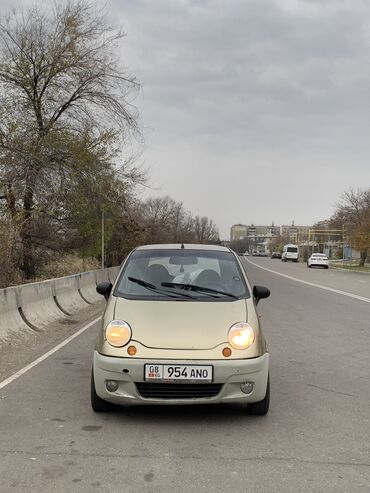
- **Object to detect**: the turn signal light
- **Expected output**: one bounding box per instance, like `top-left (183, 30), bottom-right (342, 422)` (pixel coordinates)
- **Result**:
top-left (222, 347), bottom-right (232, 357)
top-left (127, 345), bottom-right (137, 356)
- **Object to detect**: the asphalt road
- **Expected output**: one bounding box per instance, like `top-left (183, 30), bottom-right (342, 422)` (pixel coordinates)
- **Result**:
top-left (0, 259), bottom-right (369, 492)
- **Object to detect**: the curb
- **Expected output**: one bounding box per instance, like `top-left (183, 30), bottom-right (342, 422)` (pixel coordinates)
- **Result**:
top-left (329, 265), bottom-right (370, 275)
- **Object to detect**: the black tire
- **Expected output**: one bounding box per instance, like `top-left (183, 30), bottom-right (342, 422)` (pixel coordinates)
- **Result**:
top-left (325, 266), bottom-right (329, 269)
top-left (246, 376), bottom-right (270, 415)
top-left (91, 369), bottom-right (112, 412)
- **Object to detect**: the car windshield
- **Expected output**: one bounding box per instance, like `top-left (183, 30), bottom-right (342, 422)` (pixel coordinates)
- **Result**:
top-left (287, 247), bottom-right (298, 252)
top-left (114, 248), bottom-right (249, 301)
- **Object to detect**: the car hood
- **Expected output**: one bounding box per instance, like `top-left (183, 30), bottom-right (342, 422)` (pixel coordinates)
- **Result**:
top-left (113, 298), bottom-right (248, 350)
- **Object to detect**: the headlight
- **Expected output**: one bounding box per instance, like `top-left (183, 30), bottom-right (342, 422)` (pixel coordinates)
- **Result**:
top-left (105, 320), bottom-right (132, 347)
top-left (228, 322), bottom-right (255, 350)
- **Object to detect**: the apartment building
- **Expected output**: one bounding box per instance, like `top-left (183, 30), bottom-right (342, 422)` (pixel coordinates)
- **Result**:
top-left (230, 223), bottom-right (280, 252)
top-left (280, 224), bottom-right (311, 241)
top-left (230, 224), bottom-right (279, 240)
top-left (230, 224), bottom-right (248, 241)
top-left (230, 222), bottom-right (313, 252)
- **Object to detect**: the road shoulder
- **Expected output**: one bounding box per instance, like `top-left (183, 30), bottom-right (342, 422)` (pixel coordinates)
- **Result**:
top-left (0, 302), bottom-right (104, 383)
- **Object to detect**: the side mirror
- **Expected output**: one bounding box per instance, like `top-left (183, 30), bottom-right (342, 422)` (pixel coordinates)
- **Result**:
top-left (96, 282), bottom-right (113, 301)
top-left (253, 285), bottom-right (270, 305)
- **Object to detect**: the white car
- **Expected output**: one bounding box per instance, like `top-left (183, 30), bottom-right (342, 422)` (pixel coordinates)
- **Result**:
top-left (307, 253), bottom-right (329, 269)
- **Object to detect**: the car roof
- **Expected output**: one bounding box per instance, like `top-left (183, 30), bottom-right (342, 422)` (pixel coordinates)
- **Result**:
top-left (135, 243), bottom-right (230, 252)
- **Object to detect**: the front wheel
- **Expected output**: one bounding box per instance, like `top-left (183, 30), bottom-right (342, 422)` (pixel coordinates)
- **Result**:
top-left (246, 376), bottom-right (270, 415)
top-left (91, 369), bottom-right (113, 412)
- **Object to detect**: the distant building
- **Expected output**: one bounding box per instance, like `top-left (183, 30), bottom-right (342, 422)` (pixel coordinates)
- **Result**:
top-left (280, 223), bottom-right (311, 242)
top-left (246, 224), bottom-right (279, 252)
top-left (230, 221), bottom-right (313, 252)
top-left (247, 224), bottom-right (279, 237)
top-left (230, 224), bottom-right (248, 241)
top-left (230, 223), bottom-right (280, 253)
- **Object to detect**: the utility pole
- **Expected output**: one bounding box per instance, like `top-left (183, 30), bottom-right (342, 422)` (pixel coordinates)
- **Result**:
top-left (101, 209), bottom-right (105, 269)
top-left (342, 225), bottom-right (345, 266)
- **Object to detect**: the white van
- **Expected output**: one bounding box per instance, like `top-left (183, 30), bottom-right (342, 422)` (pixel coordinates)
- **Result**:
top-left (282, 244), bottom-right (299, 262)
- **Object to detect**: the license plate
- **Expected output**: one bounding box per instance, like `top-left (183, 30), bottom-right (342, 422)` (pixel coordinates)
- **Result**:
top-left (144, 364), bottom-right (213, 382)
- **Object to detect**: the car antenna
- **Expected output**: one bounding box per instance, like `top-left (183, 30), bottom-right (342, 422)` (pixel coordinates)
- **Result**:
top-left (181, 243), bottom-right (185, 249)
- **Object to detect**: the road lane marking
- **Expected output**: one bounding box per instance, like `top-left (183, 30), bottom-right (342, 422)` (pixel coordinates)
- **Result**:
top-left (245, 259), bottom-right (370, 304)
top-left (0, 317), bottom-right (101, 390)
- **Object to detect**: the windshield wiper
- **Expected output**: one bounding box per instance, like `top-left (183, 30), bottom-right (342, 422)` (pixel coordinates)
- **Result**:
top-left (161, 282), bottom-right (239, 300)
top-left (128, 277), bottom-right (195, 299)
top-left (128, 277), bottom-right (156, 289)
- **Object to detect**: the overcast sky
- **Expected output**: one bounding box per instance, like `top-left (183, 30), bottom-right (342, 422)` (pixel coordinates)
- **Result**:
top-left (3, 0), bottom-right (370, 238)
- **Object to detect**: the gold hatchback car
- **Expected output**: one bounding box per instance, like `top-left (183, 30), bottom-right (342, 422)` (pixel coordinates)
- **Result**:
top-left (92, 244), bottom-right (271, 414)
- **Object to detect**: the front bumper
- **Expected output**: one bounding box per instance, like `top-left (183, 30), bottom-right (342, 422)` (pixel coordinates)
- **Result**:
top-left (93, 351), bottom-right (269, 406)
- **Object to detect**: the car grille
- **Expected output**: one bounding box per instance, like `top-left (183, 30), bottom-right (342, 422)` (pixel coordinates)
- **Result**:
top-left (135, 382), bottom-right (223, 399)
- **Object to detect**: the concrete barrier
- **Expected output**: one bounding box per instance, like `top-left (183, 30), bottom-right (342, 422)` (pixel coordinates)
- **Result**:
top-left (108, 266), bottom-right (120, 284)
top-left (16, 279), bottom-right (66, 329)
top-left (54, 275), bottom-right (89, 314)
top-left (0, 286), bottom-right (33, 342)
top-left (95, 269), bottom-right (110, 284)
top-left (0, 266), bottom-right (117, 338)
top-left (78, 271), bottom-right (102, 303)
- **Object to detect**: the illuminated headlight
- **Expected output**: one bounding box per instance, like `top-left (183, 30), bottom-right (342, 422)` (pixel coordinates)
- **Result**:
top-left (228, 322), bottom-right (255, 350)
top-left (105, 320), bottom-right (132, 347)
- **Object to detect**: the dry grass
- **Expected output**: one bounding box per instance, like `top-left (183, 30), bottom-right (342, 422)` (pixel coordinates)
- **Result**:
top-left (0, 236), bottom-right (100, 288)
top-left (330, 263), bottom-right (370, 273)
top-left (38, 254), bottom-right (100, 280)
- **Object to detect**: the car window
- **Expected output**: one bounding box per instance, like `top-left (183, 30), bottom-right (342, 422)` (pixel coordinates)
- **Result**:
top-left (114, 249), bottom-right (249, 301)
top-left (149, 255), bottom-right (220, 277)
top-left (287, 247), bottom-right (298, 252)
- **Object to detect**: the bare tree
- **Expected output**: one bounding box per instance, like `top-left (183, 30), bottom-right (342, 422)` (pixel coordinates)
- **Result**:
top-left (139, 196), bottom-right (180, 244)
top-left (0, 1), bottom-right (140, 278)
top-left (267, 234), bottom-right (283, 253)
top-left (331, 188), bottom-right (370, 266)
top-left (193, 216), bottom-right (219, 244)
top-left (230, 238), bottom-right (251, 254)
top-left (138, 196), bottom-right (220, 246)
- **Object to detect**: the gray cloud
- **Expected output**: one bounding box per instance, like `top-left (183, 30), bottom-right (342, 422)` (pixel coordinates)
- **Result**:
top-left (2, 0), bottom-right (370, 237)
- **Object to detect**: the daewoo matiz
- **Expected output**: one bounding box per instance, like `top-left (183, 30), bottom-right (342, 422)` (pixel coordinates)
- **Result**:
top-left (92, 244), bottom-right (271, 415)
